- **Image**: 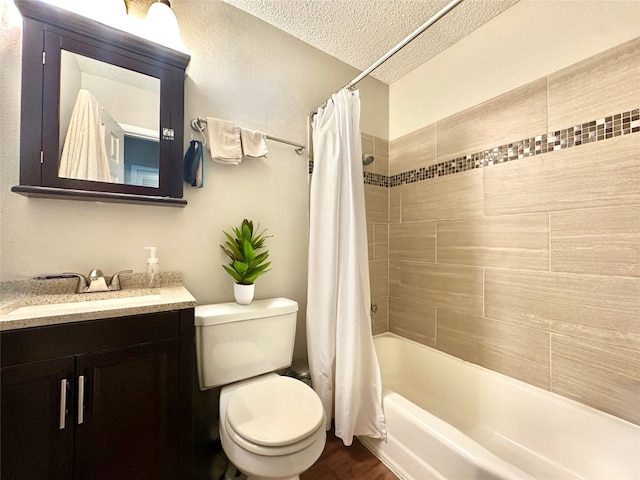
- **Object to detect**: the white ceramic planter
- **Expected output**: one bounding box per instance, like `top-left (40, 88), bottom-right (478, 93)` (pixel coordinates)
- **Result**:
top-left (233, 283), bottom-right (255, 305)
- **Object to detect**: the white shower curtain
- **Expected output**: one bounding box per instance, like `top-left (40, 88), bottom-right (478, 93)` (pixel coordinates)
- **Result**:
top-left (306, 89), bottom-right (386, 446)
top-left (59, 89), bottom-right (111, 182)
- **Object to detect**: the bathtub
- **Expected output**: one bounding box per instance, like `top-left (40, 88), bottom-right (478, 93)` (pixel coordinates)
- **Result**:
top-left (359, 333), bottom-right (639, 480)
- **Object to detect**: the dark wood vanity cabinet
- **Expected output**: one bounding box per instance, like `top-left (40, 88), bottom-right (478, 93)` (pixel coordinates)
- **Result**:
top-left (1, 357), bottom-right (75, 479)
top-left (0, 309), bottom-right (194, 480)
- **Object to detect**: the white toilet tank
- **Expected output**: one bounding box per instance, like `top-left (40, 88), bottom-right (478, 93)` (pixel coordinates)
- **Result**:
top-left (195, 298), bottom-right (298, 390)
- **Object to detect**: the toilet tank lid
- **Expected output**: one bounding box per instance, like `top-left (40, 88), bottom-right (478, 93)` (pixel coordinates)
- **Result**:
top-left (195, 297), bottom-right (298, 326)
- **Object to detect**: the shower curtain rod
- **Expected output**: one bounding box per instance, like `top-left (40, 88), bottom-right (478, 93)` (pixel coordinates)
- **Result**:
top-left (310, 0), bottom-right (465, 121)
top-left (344, 0), bottom-right (464, 91)
top-left (190, 117), bottom-right (306, 155)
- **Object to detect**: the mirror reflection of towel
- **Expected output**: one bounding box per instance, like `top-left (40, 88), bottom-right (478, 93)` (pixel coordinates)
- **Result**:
top-left (59, 89), bottom-right (111, 182)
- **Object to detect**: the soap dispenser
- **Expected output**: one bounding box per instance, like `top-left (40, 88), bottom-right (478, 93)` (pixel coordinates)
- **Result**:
top-left (145, 247), bottom-right (160, 288)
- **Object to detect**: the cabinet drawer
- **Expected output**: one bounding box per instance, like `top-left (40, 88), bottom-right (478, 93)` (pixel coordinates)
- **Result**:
top-left (1, 311), bottom-right (179, 367)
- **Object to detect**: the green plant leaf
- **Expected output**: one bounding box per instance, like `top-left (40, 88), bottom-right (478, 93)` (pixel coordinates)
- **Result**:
top-left (242, 223), bottom-right (251, 240)
top-left (222, 265), bottom-right (242, 283)
top-left (221, 218), bottom-right (272, 283)
top-left (243, 219), bottom-right (253, 235)
top-left (253, 251), bottom-right (269, 264)
top-left (245, 266), bottom-right (271, 283)
top-left (242, 240), bottom-right (256, 262)
top-left (248, 262), bottom-right (270, 276)
top-left (221, 244), bottom-right (238, 260)
top-left (221, 232), bottom-right (242, 259)
top-left (233, 260), bottom-right (249, 274)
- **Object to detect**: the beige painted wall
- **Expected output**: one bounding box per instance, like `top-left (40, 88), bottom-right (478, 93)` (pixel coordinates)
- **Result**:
top-left (0, 1), bottom-right (388, 361)
top-left (390, 0), bottom-right (640, 140)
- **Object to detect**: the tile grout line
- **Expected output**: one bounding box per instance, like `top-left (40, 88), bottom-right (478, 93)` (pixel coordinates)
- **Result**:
top-left (548, 212), bottom-right (552, 273)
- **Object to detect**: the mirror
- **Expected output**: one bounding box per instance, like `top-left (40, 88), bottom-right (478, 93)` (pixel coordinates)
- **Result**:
top-left (59, 50), bottom-right (161, 186)
top-left (13, 0), bottom-right (190, 206)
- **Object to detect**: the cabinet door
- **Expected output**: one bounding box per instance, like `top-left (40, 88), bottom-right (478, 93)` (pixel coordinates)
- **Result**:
top-left (1, 358), bottom-right (75, 480)
top-left (74, 340), bottom-right (178, 480)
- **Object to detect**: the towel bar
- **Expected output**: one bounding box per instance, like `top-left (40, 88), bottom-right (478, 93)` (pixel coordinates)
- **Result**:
top-left (190, 117), bottom-right (306, 155)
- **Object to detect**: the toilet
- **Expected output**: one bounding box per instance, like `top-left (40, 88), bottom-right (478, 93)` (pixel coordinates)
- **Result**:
top-left (195, 298), bottom-right (326, 480)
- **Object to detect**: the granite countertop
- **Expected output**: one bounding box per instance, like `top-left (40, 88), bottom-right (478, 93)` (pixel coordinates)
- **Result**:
top-left (0, 272), bottom-right (197, 331)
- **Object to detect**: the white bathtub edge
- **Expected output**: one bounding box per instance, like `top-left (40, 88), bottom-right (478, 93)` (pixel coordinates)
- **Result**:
top-left (359, 433), bottom-right (444, 480)
top-left (370, 332), bottom-right (640, 480)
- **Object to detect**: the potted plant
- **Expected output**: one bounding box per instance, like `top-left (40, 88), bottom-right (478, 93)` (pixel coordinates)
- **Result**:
top-left (220, 219), bottom-right (272, 305)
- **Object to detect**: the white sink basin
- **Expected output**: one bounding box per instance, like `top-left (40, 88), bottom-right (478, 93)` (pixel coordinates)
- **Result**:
top-left (6, 294), bottom-right (162, 318)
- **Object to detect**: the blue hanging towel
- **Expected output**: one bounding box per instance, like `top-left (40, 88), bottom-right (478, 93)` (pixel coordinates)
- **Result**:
top-left (183, 139), bottom-right (204, 187)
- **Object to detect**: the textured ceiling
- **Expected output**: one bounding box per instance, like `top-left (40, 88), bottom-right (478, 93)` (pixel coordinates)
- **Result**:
top-left (221, 0), bottom-right (520, 84)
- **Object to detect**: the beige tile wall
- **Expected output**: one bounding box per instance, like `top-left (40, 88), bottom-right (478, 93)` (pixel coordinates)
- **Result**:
top-left (364, 134), bottom-right (390, 335)
top-left (387, 37), bottom-right (640, 425)
top-left (437, 78), bottom-right (548, 161)
top-left (547, 37), bottom-right (640, 130)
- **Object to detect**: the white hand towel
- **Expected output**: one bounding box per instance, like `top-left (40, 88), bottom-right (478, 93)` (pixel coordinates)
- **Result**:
top-left (240, 128), bottom-right (268, 158)
top-left (205, 117), bottom-right (242, 165)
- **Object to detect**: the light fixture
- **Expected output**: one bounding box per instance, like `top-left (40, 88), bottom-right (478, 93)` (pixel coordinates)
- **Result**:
top-left (145, 0), bottom-right (184, 51)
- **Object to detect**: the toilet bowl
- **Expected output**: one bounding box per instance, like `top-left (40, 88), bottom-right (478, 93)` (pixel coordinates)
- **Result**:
top-left (219, 373), bottom-right (326, 480)
top-left (194, 299), bottom-right (326, 480)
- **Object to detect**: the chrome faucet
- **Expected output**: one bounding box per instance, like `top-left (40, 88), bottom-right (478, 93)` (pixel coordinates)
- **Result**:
top-left (62, 269), bottom-right (133, 293)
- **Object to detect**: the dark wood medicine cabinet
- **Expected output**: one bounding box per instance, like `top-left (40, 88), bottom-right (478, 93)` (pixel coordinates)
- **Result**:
top-left (12, 0), bottom-right (191, 207)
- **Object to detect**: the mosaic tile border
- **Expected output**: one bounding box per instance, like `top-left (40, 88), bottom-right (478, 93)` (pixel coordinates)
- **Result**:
top-left (307, 108), bottom-right (640, 185)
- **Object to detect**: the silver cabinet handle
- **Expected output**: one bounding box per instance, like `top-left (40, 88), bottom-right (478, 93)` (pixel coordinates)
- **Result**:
top-left (59, 379), bottom-right (68, 430)
top-left (77, 375), bottom-right (85, 425)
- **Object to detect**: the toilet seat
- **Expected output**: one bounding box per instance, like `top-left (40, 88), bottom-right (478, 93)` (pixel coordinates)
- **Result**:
top-left (225, 376), bottom-right (324, 456)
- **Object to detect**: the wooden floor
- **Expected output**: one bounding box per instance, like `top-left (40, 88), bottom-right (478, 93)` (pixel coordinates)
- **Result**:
top-left (301, 428), bottom-right (398, 480)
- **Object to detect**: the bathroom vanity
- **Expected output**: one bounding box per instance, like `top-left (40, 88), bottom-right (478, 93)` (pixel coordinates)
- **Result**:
top-left (0, 281), bottom-right (196, 480)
